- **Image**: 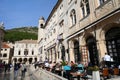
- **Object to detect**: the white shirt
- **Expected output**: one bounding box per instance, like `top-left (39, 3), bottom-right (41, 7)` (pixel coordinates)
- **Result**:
top-left (104, 54), bottom-right (111, 61)
top-left (45, 62), bottom-right (49, 67)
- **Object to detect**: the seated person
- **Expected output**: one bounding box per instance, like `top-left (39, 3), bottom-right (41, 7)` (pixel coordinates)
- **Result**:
top-left (63, 61), bottom-right (71, 80)
top-left (77, 61), bottom-right (84, 73)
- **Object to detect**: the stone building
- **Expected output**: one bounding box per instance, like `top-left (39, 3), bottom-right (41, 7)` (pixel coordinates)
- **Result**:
top-left (38, 0), bottom-right (120, 66)
top-left (1, 43), bottom-right (11, 63)
top-left (12, 40), bottom-right (38, 64)
top-left (0, 22), bottom-right (5, 62)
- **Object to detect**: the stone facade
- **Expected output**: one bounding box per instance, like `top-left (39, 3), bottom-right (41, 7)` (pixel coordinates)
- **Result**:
top-left (12, 40), bottom-right (38, 64)
top-left (38, 0), bottom-right (120, 66)
top-left (0, 22), bottom-right (5, 62)
top-left (1, 43), bottom-right (11, 63)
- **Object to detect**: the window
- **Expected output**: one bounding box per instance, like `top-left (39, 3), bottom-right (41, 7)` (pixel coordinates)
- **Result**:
top-left (70, 9), bottom-right (76, 26)
top-left (80, 0), bottom-right (90, 17)
top-left (3, 54), bottom-right (7, 57)
top-left (18, 51), bottom-right (21, 55)
top-left (59, 20), bottom-right (64, 27)
top-left (59, 4), bottom-right (63, 16)
top-left (99, 0), bottom-right (108, 5)
top-left (24, 49), bottom-right (28, 56)
top-left (32, 50), bottom-right (34, 55)
top-left (5, 49), bottom-right (7, 51)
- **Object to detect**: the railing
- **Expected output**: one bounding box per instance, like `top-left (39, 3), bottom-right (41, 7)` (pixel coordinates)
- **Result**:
top-left (29, 65), bottom-right (67, 80)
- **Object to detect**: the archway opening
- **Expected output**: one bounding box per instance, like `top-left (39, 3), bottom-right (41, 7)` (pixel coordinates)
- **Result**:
top-left (105, 27), bottom-right (120, 65)
top-left (86, 36), bottom-right (99, 66)
top-left (73, 40), bottom-right (80, 63)
top-left (23, 58), bottom-right (27, 63)
top-left (18, 58), bottom-right (22, 63)
top-left (29, 58), bottom-right (33, 64)
top-left (14, 58), bottom-right (17, 63)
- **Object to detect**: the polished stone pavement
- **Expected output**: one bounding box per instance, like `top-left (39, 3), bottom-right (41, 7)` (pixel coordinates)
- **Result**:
top-left (0, 67), bottom-right (32, 80)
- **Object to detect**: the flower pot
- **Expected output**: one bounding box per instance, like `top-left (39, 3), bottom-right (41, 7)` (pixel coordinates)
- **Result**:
top-left (92, 71), bottom-right (100, 80)
top-left (87, 70), bottom-right (92, 75)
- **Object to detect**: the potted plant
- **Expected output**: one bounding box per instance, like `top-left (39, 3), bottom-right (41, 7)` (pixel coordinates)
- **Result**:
top-left (87, 65), bottom-right (100, 80)
top-left (61, 61), bottom-right (66, 66)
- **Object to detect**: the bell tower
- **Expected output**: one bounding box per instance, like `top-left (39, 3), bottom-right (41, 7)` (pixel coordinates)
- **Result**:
top-left (38, 16), bottom-right (45, 41)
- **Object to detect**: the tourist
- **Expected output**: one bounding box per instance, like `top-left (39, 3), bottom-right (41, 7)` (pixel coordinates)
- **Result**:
top-left (14, 62), bottom-right (19, 79)
top-left (55, 62), bottom-right (62, 76)
top-left (77, 61), bottom-right (84, 74)
top-left (104, 53), bottom-right (111, 67)
top-left (21, 62), bottom-right (27, 78)
top-left (63, 61), bottom-right (71, 80)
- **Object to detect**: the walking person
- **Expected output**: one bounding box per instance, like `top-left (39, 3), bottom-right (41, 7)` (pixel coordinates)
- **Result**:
top-left (21, 62), bottom-right (27, 78)
top-left (14, 62), bottom-right (19, 79)
top-left (4, 63), bottom-right (8, 73)
top-left (104, 53), bottom-right (111, 67)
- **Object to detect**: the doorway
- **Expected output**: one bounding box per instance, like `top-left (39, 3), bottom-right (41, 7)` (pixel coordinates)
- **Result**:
top-left (73, 40), bottom-right (80, 63)
top-left (86, 36), bottom-right (99, 66)
top-left (105, 27), bottom-right (120, 65)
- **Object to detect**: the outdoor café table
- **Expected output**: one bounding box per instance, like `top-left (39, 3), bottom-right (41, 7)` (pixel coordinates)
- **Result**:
top-left (70, 72), bottom-right (84, 80)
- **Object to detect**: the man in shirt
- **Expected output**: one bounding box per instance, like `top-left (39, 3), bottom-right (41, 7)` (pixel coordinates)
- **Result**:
top-left (104, 53), bottom-right (111, 67)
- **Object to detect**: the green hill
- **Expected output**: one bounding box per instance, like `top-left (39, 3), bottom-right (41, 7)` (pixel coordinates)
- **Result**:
top-left (4, 26), bottom-right (38, 42)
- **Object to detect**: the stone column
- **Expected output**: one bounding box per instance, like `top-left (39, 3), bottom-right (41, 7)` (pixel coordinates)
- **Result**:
top-left (97, 39), bottom-right (107, 61)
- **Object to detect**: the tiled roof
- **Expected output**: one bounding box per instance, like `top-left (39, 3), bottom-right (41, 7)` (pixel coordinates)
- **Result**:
top-left (2, 43), bottom-right (10, 48)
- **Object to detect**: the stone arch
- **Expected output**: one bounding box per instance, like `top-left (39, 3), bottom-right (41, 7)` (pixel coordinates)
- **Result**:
top-left (81, 32), bottom-right (93, 45)
top-left (105, 26), bottom-right (120, 65)
top-left (72, 39), bottom-right (81, 63)
top-left (23, 58), bottom-right (27, 62)
top-left (86, 35), bottom-right (99, 66)
top-left (18, 58), bottom-right (22, 63)
top-left (14, 58), bottom-right (17, 62)
top-left (100, 23), bottom-right (119, 40)
top-left (29, 58), bottom-right (33, 64)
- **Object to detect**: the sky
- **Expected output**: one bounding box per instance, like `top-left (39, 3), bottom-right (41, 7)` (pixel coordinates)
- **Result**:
top-left (0, 0), bottom-right (58, 29)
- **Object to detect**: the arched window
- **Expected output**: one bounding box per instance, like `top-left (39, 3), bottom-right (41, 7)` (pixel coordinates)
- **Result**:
top-left (105, 27), bottom-right (120, 64)
top-left (18, 58), bottom-right (22, 62)
top-left (14, 58), bottom-right (17, 62)
top-left (80, 0), bottom-right (90, 17)
top-left (3, 54), bottom-right (7, 57)
top-left (32, 50), bottom-right (34, 55)
top-left (18, 50), bottom-right (21, 55)
top-left (99, 0), bottom-right (108, 5)
top-left (70, 9), bottom-right (76, 26)
top-left (24, 49), bottom-right (28, 56)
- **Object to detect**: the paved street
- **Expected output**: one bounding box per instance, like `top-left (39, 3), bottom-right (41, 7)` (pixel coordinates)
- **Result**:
top-left (0, 67), bottom-right (35, 80)
top-left (1, 65), bottom-right (120, 80)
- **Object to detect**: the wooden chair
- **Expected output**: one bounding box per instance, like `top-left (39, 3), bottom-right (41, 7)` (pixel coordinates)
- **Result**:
top-left (113, 68), bottom-right (119, 75)
top-left (102, 68), bottom-right (109, 79)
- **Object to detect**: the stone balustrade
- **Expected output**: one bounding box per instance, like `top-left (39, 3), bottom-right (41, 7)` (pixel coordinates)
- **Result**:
top-left (29, 64), bottom-right (67, 80)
